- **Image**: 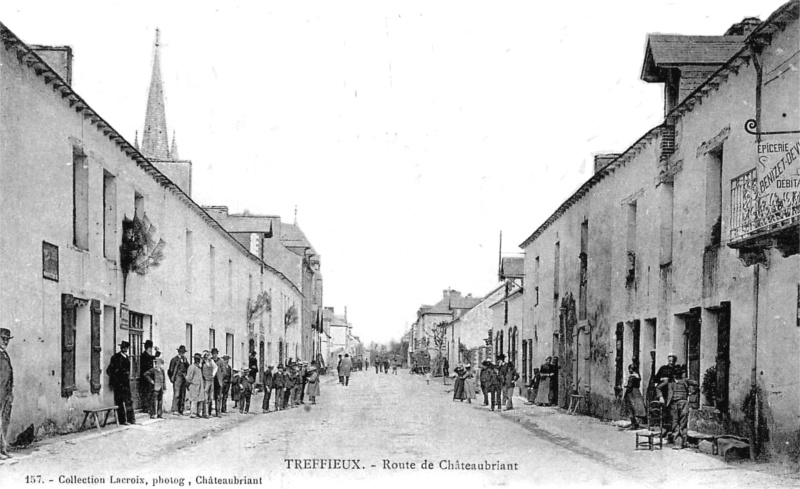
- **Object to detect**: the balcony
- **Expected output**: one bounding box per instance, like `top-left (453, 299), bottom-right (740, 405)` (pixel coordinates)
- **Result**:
top-left (729, 168), bottom-right (799, 264)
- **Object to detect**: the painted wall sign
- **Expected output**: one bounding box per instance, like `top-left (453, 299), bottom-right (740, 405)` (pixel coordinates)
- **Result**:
top-left (42, 241), bottom-right (59, 281)
top-left (120, 302), bottom-right (130, 330)
top-left (757, 139), bottom-right (800, 196)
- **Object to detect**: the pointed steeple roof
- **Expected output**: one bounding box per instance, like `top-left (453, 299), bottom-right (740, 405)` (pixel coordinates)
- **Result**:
top-left (170, 130), bottom-right (179, 159)
top-left (141, 29), bottom-right (170, 160)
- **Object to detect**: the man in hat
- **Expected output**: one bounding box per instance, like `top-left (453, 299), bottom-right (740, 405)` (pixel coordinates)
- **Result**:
top-left (201, 351), bottom-right (217, 418)
top-left (216, 353), bottom-right (232, 414)
top-left (479, 360), bottom-right (493, 406)
top-left (273, 364), bottom-right (286, 411)
top-left (306, 364), bottom-right (320, 405)
top-left (106, 340), bottom-right (135, 425)
top-left (139, 340), bottom-right (158, 414)
top-left (143, 357), bottom-right (166, 419)
top-left (654, 353), bottom-right (678, 431)
top-left (262, 364), bottom-right (274, 413)
top-left (168, 345), bottom-right (189, 415)
top-left (248, 350), bottom-right (258, 384)
top-left (0, 328), bottom-right (14, 459)
top-left (658, 364), bottom-right (698, 447)
top-left (185, 353), bottom-right (204, 418)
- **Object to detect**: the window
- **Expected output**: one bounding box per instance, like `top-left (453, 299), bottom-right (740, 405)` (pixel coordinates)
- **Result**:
top-left (706, 147), bottom-right (723, 248)
top-left (209, 328), bottom-right (216, 351)
top-left (60, 294), bottom-right (77, 398)
top-left (615, 322), bottom-right (624, 394)
top-left (72, 148), bottom-right (89, 250)
top-left (579, 220), bottom-right (588, 321)
top-left (103, 171), bottom-right (117, 259)
top-left (226, 333), bottom-right (235, 367)
top-left (186, 323), bottom-right (193, 357)
top-left (185, 230), bottom-right (193, 292)
top-left (134, 192), bottom-right (144, 219)
top-left (626, 203), bottom-right (637, 286)
top-left (228, 259), bottom-right (233, 306)
top-left (209, 245), bottom-right (216, 302)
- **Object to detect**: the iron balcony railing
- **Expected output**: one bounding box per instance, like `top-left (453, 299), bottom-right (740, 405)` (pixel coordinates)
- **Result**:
top-left (730, 168), bottom-right (800, 242)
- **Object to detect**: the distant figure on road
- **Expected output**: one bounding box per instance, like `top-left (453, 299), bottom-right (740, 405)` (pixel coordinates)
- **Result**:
top-left (383, 359), bottom-right (389, 374)
top-left (375, 359), bottom-right (379, 374)
top-left (535, 357), bottom-right (554, 406)
top-left (306, 364), bottom-right (320, 405)
top-left (502, 361), bottom-right (520, 411)
top-left (443, 357), bottom-right (450, 378)
top-left (273, 365), bottom-right (285, 411)
top-left (463, 365), bottom-right (476, 404)
top-left (365, 359), bottom-right (369, 371)
top-left (238, 367), bottom-right (253, 414)
top-left (107, 340), bottom-right (136, 425)
top-left (337, 354), bottom-right (344, 384)
top-left (487, 362), bottom-right (502, 411)
top-left (0, 328), bottom-right (14, 459)
top-left (262, 365), bottom-right (274, 414)
top-left (168, 345), bottom-right (189, 416)
top-left (248, 351), bottom-right (258, 384)
top-left (480, 360), bottom-right (493, 406)
top-left (341, 354), bottom-right (353, 386)
top-left (392, 360), bottom-right (398, 375)
top-left (185, 353), bottom-right (204, 418)
top-left (453, 364), bottom-right (466, 402)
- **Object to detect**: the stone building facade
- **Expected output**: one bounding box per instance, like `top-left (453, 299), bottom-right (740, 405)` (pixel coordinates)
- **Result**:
top-left (0, 22), bottom-right (302, 438)
top-left (519, 2), bottom-right (799, 458)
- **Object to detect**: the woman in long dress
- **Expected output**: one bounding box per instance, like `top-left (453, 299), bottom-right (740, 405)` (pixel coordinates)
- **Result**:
top-left (305, 365), bottom-right (320, 405)
top-left (535, 357), bottom-right (553, 405)
top-left (623, 364), bottom-right (647, 429)
top-left (452, 365), bottom-right (466, 401)
top-left (463, 365), bottom-right (476, 404)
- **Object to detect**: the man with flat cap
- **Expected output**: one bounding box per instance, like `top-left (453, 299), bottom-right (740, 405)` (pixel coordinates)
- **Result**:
top-left (0, 328), bottom-right (14, 459)
top-left (215, 352), bottom-right (232, 414)
top-left (168, 345), bottom-right (189, 415)
top-left (107, 340), bottom-right (135, 425)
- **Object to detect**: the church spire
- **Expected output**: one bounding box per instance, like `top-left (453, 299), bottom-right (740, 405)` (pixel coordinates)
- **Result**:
top-left (170, 130), bottom-right (179, 159)
top-left (141, 29), bottom-right (170, 160)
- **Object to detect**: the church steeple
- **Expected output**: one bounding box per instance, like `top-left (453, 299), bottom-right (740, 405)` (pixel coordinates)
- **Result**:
top-left (141, 29), bottom-right (170, 160)
top-left (170, 130), bottom-right (179, 159)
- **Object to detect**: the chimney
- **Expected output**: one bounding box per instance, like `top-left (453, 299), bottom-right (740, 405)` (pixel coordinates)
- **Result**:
top-left (724, 17), bottom-right (761, 36)
top-left (30, 45), bottom-right (73, 85)
top-left (594, 153), bottom-right (621, 173)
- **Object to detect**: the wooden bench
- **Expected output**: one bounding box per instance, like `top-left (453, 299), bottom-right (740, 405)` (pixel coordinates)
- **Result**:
top-left (81, 406), bottom-right (120, 431)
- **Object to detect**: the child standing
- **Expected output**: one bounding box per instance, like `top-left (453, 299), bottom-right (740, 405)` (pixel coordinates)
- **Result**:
top-left (144, 357), bottom-right (166, 418)
top-left (231, 369), bottom-right (241, 410)
top-left (238, 367), bottom-right (252, 414)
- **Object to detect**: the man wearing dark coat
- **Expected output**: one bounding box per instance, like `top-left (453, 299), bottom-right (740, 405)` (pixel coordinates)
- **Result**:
top-left (139, 340), bottom-right (159, 413)
top-left (479, 360), bottom-right (493, 406)
top-left (262, 365), bottom-right (274, 413)
top-left (216, 354), bottom-right (232, 414)
top-left (272, 365), bottom-right (286, 411)
top-left (168, 345), bottom-right (189, 415)
top-left (0, 328), bottom-right (14, 459)
top-left (248, 351), bottom-right (258, 383)
top-left (107, 341), bottom-right (136, 425)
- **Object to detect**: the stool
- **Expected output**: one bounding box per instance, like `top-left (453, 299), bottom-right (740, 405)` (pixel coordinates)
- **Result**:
top-left (81, 406), bottom-right (120, 431)
top-left (635, 429), bottom-right (664, 450)
top-left (567, 395), bottom-right (586, 415)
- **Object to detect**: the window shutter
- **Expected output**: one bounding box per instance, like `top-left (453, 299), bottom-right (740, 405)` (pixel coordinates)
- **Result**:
top-left (90, 299), bottom-right (102, 394)
top-left (61, 294), bottom-right (76, 398)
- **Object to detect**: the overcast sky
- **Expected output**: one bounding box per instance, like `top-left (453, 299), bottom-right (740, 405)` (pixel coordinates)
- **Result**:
top-left (0, 0), bottom-right (787, 344)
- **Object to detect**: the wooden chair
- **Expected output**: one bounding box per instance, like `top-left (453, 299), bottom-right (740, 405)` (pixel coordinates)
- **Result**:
top-left (635, 401), bottom-right (664, 450)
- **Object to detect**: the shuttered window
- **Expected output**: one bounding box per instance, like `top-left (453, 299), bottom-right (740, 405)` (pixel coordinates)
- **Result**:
top-left (90, 299), bottom-right (102, 394)
top-left (61, 294), bottom-right (77, 398)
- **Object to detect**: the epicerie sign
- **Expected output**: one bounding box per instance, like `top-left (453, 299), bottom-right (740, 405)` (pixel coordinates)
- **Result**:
top-left (757, 140), bottom-right (800, 196)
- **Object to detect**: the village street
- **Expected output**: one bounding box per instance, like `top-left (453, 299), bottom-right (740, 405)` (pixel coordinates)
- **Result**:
top-left (1, 370), bottom-right (797, 489)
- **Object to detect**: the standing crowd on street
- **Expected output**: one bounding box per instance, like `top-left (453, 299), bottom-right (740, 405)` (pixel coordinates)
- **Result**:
top-left (106, 340), bottom-right (325, 424)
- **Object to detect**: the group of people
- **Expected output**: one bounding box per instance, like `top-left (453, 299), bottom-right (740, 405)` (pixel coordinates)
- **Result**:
top-left (373, 358), bottom-right (397, 374)
top-left (619, 353), bottom-right (698, 449)
top-left (524, 356), bottom-right (559, 407)
top-left (106, 340), bottom-right (323, 425)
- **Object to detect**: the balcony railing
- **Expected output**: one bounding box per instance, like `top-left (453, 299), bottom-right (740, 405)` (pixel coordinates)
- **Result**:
top-left (730, 168), bottom-right (800, 242)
